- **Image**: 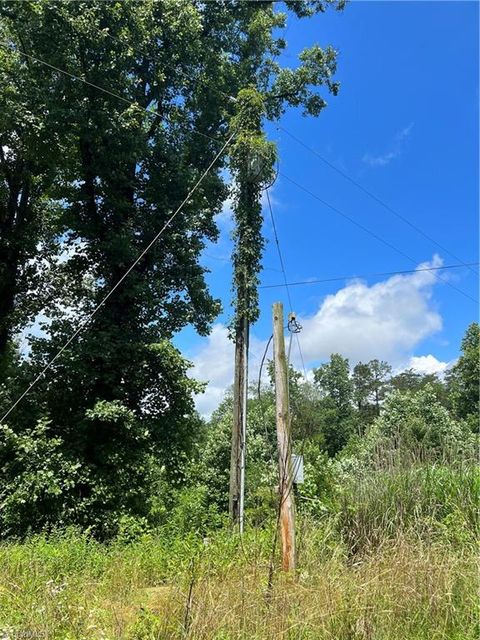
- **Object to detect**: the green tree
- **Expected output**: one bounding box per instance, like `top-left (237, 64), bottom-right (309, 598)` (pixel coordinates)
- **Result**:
top-left (446, 322), bottom-right (480, 429)
top-left (187, 388), bottom-right (277, 519)
top-left (369, 359), bottom-right (392, 414)
top-left (0, 20), bottom-right (65, 368)
top-left (314, 354), bottom-right (353, 413)
top-left (0, 0), bottom-right (345, 367)
top-left (390, 368), bottom-right (447, 405)
top-left (0, 0), bottom-right (345, 535)
top-left (289, 371), bottom-right (324, 445)
top-left (366, 385), bottom-right (475, 461)
top-left (314, 354), bottom-right (354, 455)
top-left (1, 0), bottom-right (231, 535)
top-left (221, 0), bottom-right (343, 520)
top-left (352, 362), bottom-right (376, 432)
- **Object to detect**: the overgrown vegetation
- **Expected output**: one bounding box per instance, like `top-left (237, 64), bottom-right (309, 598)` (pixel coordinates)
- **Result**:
top-left (0, 1), bottom-right (478, 638)
top-left (0, 322), bottom-right (477, 638)
top-left (0, 501), bottom-right (477, 638)
top-left (0, 0), bottom-right (345, 537)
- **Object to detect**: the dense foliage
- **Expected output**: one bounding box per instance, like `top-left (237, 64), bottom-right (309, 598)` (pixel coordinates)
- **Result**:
top-left (0, 324), bottom-right (478, 633)
top-left (0, 0), bottom-right (345, 537)
top-left (0, 1), bottom-right (477, 569)
top-left (190, 323), bottom-right (478, 532)
top-left (0, 4), bottom-right (477, 638)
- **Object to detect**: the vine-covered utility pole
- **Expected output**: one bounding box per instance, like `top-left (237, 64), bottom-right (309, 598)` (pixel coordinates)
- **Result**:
top-left (228, 89), bottom-right (276, 529)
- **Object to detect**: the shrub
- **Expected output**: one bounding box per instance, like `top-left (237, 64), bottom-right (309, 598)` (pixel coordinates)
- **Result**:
top-left (0, 419), bottom-right (82, 539)
top-left (365, 385), bottom-right (475, 460)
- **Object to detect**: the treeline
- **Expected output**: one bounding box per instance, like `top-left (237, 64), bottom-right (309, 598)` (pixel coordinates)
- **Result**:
top-left (188, 322), bottom-right (478, 538)
top-left (0, 1), bottom-right (477, 544)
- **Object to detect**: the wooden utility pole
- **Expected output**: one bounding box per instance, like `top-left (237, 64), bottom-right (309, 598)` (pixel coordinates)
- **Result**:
top-left (229, 315), bottom-right (248, 531)
top-left (272, 301), bottom-right (296, 572)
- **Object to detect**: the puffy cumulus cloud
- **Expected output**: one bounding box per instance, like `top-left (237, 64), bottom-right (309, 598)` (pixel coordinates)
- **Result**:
top-left (408, 354), bottom-right (449, 377)
top-left (298, 257), bottom-right (444, 366)
top-left (190, 257), bottom-right (446, 416)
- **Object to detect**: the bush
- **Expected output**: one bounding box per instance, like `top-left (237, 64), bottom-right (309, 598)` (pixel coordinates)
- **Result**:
top-left (364, 385), bottom-right (475, 459)
top-left (0, 419), bottom-right (82, 539)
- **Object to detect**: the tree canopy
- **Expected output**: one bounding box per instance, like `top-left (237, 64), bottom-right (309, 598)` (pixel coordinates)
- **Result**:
top-left (0, 0), bottom-right (345, 537)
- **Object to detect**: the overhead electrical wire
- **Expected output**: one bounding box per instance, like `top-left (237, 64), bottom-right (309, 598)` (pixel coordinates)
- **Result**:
top-left (266, 188), bottom-right (308, 387)
top-left (261, 196), bottom-right (303, 590)
top-left (263, 191), bottom-right (309, 591)
top-left (264, 186), bottom-right (477, 561)
top-left (9, 16), bottom-right (475, 574)
top-left (8, 32), bottom-right (473, 299)
top-left (266, 189), bottom-right (294, 315)
top-left (0, 130), bottom-right (236, 425)
top-left (259, 262), bottom-right (479, 290)
top-left (280, 172), bottom-right (478, 304)
top-left (203, 252), bottom-right (282, 273)
top-left (279, 125), bottom-right (478, 277)
top-left (3, 21), bottom-right (475, 468)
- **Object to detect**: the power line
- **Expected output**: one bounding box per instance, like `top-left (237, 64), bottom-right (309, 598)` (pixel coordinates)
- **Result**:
top-left (260, 262), bottom-right (479, 290)
top-left (0, 131), bottom-right (235, 425)
top-left (0, 41), bottom-right (225, 145)
top-left (265, 189), bottom-right (308, 378)
top-left (265, 186), bottom-right (314, 587)
top-left (203, 252), bottom-right (282, 273)
top-left (280, 172), bottom-right (478, 304)
top-left (279, 125), bottom-right (478, 276)
top-left (266, 189), bottom-right (294, 313)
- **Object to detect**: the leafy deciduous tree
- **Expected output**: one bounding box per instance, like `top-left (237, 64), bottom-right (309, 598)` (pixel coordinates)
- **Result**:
top-left (314, 354), bottom-right (354, 455)
top-left (446, 322), bottom-right (479, 430)
top-left (0, 0), bottom-right (345, 535)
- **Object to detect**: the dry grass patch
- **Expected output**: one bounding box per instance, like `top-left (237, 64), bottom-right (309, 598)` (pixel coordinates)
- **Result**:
top-left (0, 531), bottom-right (477, 640)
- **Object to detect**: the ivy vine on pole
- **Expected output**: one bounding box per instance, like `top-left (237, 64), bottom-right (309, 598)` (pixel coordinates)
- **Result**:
top-left (229, 87), bottom-right (277, 335)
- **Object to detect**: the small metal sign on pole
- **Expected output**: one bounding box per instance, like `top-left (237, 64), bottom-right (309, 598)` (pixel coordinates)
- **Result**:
top-left (291, 454), bottom-right (304, 484)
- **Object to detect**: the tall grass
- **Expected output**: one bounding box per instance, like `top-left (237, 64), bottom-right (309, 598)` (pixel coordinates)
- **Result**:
top-left (0, 453), bottom-right (477, 639)
top-left (0, 524), bottom-right (477, 639)
top-left (339, 462), bottom-right (479, 553)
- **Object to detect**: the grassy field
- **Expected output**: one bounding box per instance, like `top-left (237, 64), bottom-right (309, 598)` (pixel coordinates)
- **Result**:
top-left (0, 460), bottom-right (477, 639)
top-left (0, 523), bottom-right (477, 640)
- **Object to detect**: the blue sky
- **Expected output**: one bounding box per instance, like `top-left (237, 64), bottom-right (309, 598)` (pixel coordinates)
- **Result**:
top-left (180, 1), bottom-right (478, 415)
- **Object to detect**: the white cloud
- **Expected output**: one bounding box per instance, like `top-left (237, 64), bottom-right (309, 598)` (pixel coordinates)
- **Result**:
top-left (362, 122), bottom-right (414, 167)
top-left (189, 324), bottom-right (234, 417)
top-left (408, 354), bottom-right (449, 377)
top-left (190, 256), bottom-right (448, 416)
top-left (298, 256), bottom-right (443, 366)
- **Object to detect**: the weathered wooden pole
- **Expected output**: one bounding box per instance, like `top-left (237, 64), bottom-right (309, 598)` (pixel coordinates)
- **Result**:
top-left (230, 314), bottom-right (248, 530)
top-left (272, 301), bottom-right (296, 572)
